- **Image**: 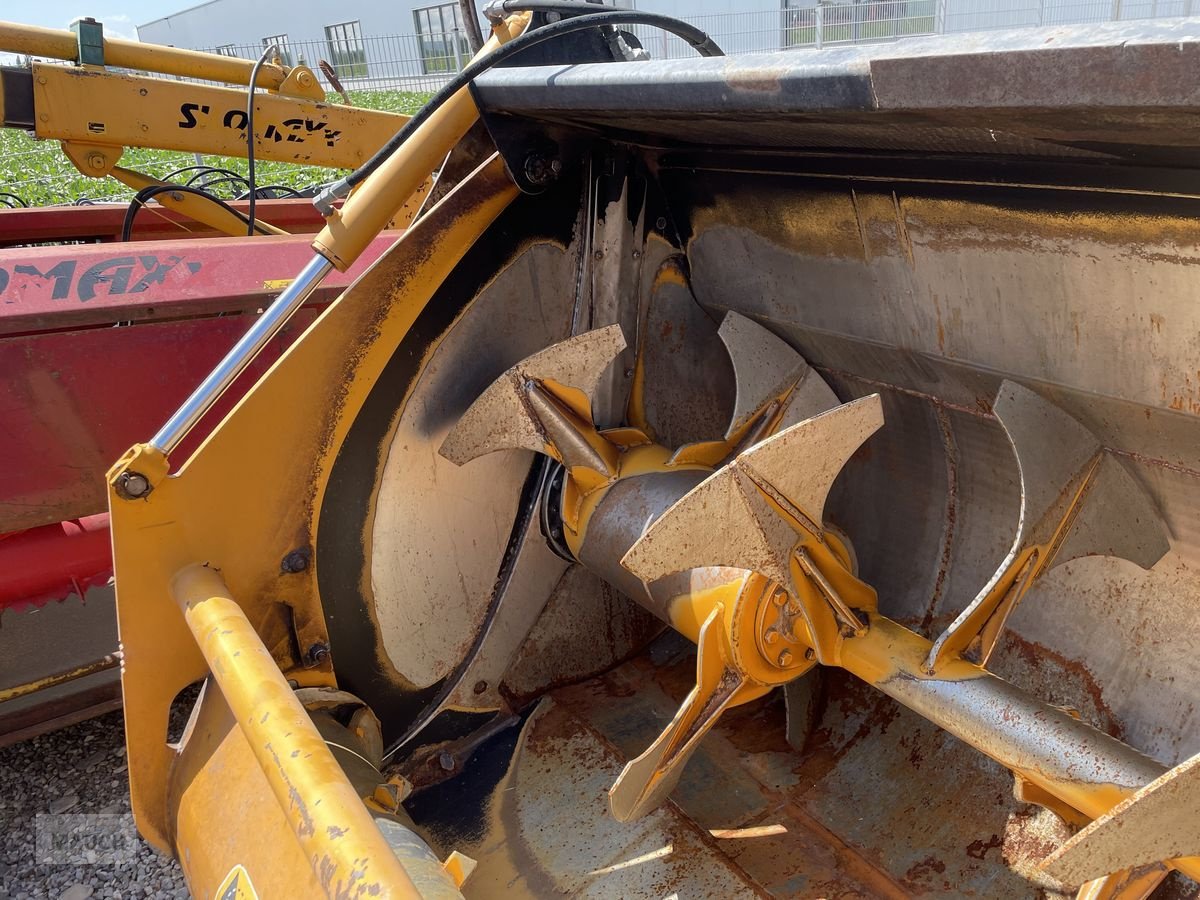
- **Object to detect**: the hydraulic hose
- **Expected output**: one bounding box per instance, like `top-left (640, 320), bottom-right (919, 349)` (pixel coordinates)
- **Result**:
top-left (313, 9), bottom-right (722, 214)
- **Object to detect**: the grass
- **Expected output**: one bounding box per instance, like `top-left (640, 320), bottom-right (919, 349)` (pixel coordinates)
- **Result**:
top-left (0, 89), bottom-right (430, 209)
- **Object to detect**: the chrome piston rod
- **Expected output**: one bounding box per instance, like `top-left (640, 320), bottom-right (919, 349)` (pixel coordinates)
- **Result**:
top-left (150, 254), bottom-right (333, 455)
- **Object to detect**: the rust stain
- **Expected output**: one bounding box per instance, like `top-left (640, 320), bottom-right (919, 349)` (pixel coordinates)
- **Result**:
top-left (893, 191), bottom-right (915, 269)
top-left (1149, 312), bottom-right (1165, 334)
top-left (996, 633), bottom-right (1123, 740)
top-left (792, 672), bottom-right (902, 787)
top-left (688, 187), bottom-right (868, 262)
top-left (1163, 369), bottom-right (1200, 414)
top-left (921, 403), bottom-right (959, 632)
top-left (723, 63), bottom-right (786, 94)
top-left (931, 293), bottom-right (946, 353)
top-left (1000, 808), bottom-right (1072, 889)
top-left (850, 189), bottom-right (873, 261)
top-left (903, 197), bottom-right (1200, 260)
top-left (904, 855), bottom-right (947, 887)
top-left (965, 833), bottom-right (1003, 860)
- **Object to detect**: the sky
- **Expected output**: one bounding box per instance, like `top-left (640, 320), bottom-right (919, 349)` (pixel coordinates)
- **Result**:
top-left (7, 1), bottom-right (185, 37)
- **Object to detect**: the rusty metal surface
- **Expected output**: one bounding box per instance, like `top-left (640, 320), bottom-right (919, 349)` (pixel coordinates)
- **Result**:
top-left (622, 396), bottom-right (884, 592)
top-left (637, 257), bottom-right (735, 447)
top-left (682, 179), bottom-right (1200, 427)
top-left (420, 696), bottom-right (767, 898)
top-left (267, 39), bottom-right (1200, 891)
top-left (718, 311), bottom-right (838, 439)
top-left (999, 552), bottom-right (1200, 768)
top-left (499, 564), bottom-right (662, 706)
top-left (1041, 753), bottom-right (1200, 888)
top-left (439, 324), bottom-right (625, 467)
top-left (927, 382), bottom-right (1170, 670)
top-left (843, 619), bottom-right (1167, 809)
top-left (1041, 751), bottom-right (1200, 885)
top-left (581, 168), bottom-right (646, 430)
top-left (545, 640), bottom-right (1065, 897)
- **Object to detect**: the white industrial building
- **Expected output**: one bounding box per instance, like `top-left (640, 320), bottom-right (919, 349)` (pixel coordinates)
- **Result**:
top-left (136, 0), bottom-right (1196, 89)
top-left (137, 1), bottom-right (819, 88)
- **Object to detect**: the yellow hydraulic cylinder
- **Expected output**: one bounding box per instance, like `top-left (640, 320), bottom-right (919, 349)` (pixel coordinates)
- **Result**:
top-left (0, 21), bottom-right (291, 90)
top-left (172, 564), bottom-right (434, 899)
top-left (311, 13), bottom-right (531, 270)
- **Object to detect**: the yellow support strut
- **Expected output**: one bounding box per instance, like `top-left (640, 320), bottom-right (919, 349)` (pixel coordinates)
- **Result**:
top-left (172, 564), bottom-right (432, 899)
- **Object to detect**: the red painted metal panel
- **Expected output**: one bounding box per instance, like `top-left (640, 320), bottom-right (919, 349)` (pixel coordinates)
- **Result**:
top-left (0, 198), bottom-right (331, 247)
top-left (0, 230), bottom-right (399, 533)
top-left (0, 232), bottom-right (397, 334)
top-left (0, 514), bottom-right (112, 611)
top-left (0, 307), bottom-right (323, 533)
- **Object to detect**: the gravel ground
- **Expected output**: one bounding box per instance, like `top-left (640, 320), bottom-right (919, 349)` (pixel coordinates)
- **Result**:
top-left (0, 710), bottom-right (187, 900)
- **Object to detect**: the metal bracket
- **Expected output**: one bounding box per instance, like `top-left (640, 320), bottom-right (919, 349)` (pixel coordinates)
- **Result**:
top-left (108, 442), bottom-right (169, 501)
top-left (468, 95), bottom-right (576, 195)
top-left (70, 17), bottom-right (104, 67)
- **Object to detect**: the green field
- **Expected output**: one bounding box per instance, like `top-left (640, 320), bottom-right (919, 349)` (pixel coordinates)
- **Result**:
top-left (0, 89), bottom-right (429, 208)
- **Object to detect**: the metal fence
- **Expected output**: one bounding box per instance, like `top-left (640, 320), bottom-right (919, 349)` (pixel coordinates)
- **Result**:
top-left (198, 31), bottom-right (472, 94)
top-left (195, 0), bottom-right (1198, 87)
top-left (625, 3), bottom-right (940, 57)
top-left (5, 3), bottom-right (1200, 207)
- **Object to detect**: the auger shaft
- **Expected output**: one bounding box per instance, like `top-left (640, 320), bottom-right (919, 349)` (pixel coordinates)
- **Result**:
top-left (591, 485), bottom-right (1200, 878)
top-left (840, 618), bottom-right (1177, 825)
top-left (567, 446), bottom-right (1186, 841)
top-left (567, 450), bottom-right (1200, 881)
top-left (572, 456), bottom-right (718, 632)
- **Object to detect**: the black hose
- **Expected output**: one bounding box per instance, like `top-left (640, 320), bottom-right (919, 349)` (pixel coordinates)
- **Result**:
top-left (187, 174), bottom-right (255, 196)
top-left (0, 192), bottom-right (28, 208)
top-left (189, 168), bottom-right (249, 188)
top-left (162, 164), bottom-right (228, 183)
top-left (120, 183), bottom-right (262, 242)
top-left (493, 0), bottom-right (690, 27)
top-left (246, 44), bottom-right (279, 236)
top-left (315, 9), bottom-right (721, 211)
top-left (236, 184), bottom-right (304, 200)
